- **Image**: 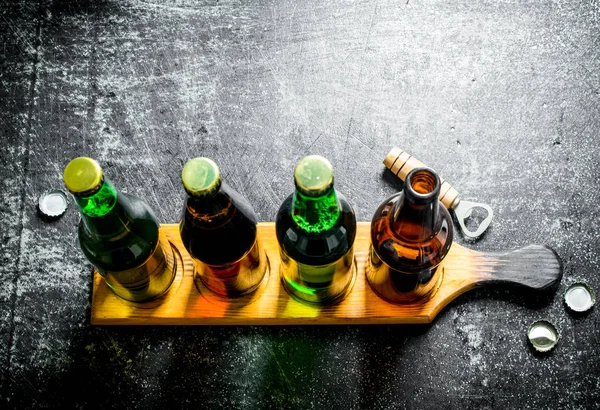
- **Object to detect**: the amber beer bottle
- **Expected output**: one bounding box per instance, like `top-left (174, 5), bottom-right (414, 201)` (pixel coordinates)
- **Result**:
top-left (367, 167), bottom-right (453, 302)
top-left (179, 157), bottom-right (267, 297)
top-left (63, 157), bottom-right (176, 302)
top-left (275, 155), bottom-right (356, 305)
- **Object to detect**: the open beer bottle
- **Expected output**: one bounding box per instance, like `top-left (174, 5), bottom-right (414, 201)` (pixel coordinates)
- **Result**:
top-left (367, 167), bottom-right (453, 302)
top-left (179, 157), bottom-right (267, 297)
top-left (63, 157), bottom-right (176, 302)
top-left (275, 155), bottom-right (356, 305)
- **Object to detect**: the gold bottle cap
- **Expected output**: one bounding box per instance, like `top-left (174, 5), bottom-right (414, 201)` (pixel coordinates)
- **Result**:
top-left (294, 155), bottom-right (335, 197)
top-left (527, 320), bottom-right (559, 353)
top-left (181, 157), bottom-right (221, 197)
top-left (63, 157), bottom-right (104, 196)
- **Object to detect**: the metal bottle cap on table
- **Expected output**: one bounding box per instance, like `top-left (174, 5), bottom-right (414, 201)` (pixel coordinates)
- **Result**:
top-left (38, 189), bottom-right (69, 220)
top-left (527, 320), bottom-right (559, 353)
top-left (564, 282), bottom-right (595, 313)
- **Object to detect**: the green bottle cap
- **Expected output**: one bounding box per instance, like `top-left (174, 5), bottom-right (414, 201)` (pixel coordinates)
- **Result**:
top-left (294, 155), bottom-right (335, 197)
top-left (63, 157), bottom-right (104, 196)
top-left (181, 157), bottom-right (221, 197)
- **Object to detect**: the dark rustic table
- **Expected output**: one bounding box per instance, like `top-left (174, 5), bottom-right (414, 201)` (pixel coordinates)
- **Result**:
top-left (1, 0), bottom-right (599, 408)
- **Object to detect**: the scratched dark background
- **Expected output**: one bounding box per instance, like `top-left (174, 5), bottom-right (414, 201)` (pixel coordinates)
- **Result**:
top-left (1, 0), bottom-right (599, 408)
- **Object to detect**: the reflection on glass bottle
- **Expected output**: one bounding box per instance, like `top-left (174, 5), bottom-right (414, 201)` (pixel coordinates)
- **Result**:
top-left (63, 157), bottom-right (176, 302)
top-left (275, 155), bottom-right (356, 305)
top-left (367, 167), bottom-right (453, 303)
top-left (179, 157), bottom-right (267, 297)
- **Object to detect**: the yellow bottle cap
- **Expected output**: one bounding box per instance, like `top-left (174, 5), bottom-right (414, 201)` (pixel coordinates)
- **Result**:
top-left (294, 155), bottom-right (335, 197)
top-left (63, 157), bottom-right (104, 196)
top-left (181, 157), bottom-right (221, 197)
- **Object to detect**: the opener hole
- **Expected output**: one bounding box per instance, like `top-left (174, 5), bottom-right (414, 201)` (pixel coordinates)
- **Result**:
top-left (464, 206), bottom-right (490, 232)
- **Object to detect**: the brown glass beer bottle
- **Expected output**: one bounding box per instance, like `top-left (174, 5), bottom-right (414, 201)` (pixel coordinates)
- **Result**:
top-left (179, 157), bottom-right (267, 297)
top-left (367, 167), bottom-right (453, 302)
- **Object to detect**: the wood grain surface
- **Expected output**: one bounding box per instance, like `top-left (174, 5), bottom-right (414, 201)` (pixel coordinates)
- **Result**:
top-left (91, 223), bottom-right (562, 325)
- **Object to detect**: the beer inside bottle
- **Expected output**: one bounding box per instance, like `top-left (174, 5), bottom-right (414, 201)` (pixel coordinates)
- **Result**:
top-left (179, 157), bottom-right (267, 297)
top-left (63, 157), bottom-right (176, 302)
top-left (367, 167), bottom-right (453, 302)
top-left (275, 155), bottom-right (356, 305)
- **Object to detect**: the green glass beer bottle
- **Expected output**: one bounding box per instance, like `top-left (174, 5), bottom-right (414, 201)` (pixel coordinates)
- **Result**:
top-left (63, 157), bottom-right (176, 302)
top-left (179, 157), bottom-right (267, 297)
top-left (275, 155), bottom-right (357, 305)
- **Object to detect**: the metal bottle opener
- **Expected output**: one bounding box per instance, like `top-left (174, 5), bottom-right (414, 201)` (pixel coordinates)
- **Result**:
top-left (383, 147), bottom-right (494, 240)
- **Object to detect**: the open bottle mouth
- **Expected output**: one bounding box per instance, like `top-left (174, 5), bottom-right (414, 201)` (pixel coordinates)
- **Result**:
top-left (404, 167), bottom-right (440, 205)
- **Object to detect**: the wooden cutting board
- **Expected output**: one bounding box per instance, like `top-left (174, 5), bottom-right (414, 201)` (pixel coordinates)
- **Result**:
top-left (90, 222), bottom-right (562, 325)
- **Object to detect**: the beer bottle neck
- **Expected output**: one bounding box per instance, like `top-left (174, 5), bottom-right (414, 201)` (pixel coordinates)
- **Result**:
top-left (292, 187), bottom-right (340, 233)
top-left (73, 178), bottom-right (118, 217)
top-left (74, 179), bottom-right (129, 237)
top-left (391, 168), bottom-right (441, 242)
top-left (185, 188), bottom-right (233, 225)
top-left (392, 195), bottom-right (439, 242)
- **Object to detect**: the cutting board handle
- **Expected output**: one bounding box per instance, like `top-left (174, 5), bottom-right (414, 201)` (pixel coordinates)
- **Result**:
top-left (471, 244), bottom-right (563, 290)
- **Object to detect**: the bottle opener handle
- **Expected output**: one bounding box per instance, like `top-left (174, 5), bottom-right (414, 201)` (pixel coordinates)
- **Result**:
top-left (383, 147), bottom-right (494, 240)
